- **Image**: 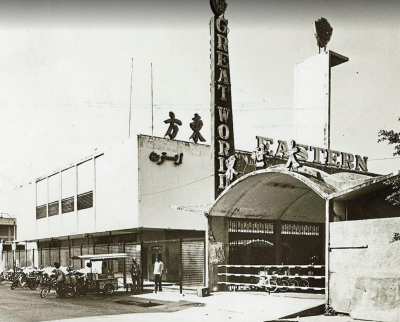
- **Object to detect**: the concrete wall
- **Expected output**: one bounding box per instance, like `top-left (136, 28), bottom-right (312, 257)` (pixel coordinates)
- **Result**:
top-left (294, 52), bottom-right (330, 148)
top-left (138, 136), bottom-right (212, 231)
top-left (95, 139), bottom-right (138, 232)
top-left (330, 218), bottom-right (400, 318)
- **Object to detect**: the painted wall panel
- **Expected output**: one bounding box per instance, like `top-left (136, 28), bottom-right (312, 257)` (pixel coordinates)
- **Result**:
top-left (62, 167), bottom-right (75, 199)
top-left (48, 173), bottom-right (60, 203)
top-left (48, 214), bottom-right (62, 237)
top-left (78, 160), bottom-right (93, 194)
top-left (77, 208), bottom-right (95, 233)
top-left (36, 179), bottom-right (47, 206)
top-left (61, 212), bottom-right (78, 236)
top-left (95, 140), bottom-right (138, 232)
top-left (36, 218), bottom-right (48, 239)
top-left (138, 136), bottom-right (212, 231)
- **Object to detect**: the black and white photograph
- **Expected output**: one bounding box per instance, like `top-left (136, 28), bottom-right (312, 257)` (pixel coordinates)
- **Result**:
top-left (0, 1), bottom-right (399, 321)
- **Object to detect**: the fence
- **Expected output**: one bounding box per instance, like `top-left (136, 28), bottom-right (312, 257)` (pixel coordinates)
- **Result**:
top-left (218, 264), bottom-right (325, 292)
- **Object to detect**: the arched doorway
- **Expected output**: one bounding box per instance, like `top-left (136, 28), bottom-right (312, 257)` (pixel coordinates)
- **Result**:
top-left (207, 166), bottom-right (336, 292)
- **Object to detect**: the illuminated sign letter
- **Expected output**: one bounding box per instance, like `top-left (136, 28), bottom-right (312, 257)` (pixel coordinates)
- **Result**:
top-left (310, 146), bottom-right (325, 164)
top-left (216, 18), bottom-right (228, 34)
top-left (218, 157), bottom-right (225, 172)
top-left (218, 68), bottom-right (230, 84)
top-left (218, 173), bottom-right (226, 189)
top-left (275, 140), bottom-right (288, 158)
top-left (355, 155), bottom-right (368, 171)
top-left (341, 152), bottom-right (354, 169)
top-left (217, 106), bottom-right (230, 123)
top-left (217, 51), bottom-right (229, 68)
top-left (296, 144), bottom-right (309, 161)
top-left (217, 84), bottom-right (229, 101)
top-left (326, 150), bottom-right (341, 166)
top-left (218, 124), bottom-right (230, 140)
top-left (218, 141), bottom-right (230, 156)
top-left (217, 34), bottom-right (229, 52)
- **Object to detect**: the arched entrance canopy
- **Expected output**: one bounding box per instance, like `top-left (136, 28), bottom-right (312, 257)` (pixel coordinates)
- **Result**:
top-left (208, 165), bottom-right (368, 223)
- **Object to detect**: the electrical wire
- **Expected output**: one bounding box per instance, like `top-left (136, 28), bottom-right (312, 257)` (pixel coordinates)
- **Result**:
top-left (368, 157), bottom-right (400, 161)
top-left (141, 174), bottom-right (214, 196)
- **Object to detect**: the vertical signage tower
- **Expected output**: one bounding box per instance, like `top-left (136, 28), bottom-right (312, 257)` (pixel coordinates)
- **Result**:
top-left (210, 0), bottom-right (235, 199)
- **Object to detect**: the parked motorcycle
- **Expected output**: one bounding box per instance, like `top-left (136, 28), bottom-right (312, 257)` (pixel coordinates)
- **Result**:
top-left (40, 268), bottom-right (85, 298)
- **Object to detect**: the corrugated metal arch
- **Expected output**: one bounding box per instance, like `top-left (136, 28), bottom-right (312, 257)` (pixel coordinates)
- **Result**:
top-left (208, 165), bottom-right (338, 223)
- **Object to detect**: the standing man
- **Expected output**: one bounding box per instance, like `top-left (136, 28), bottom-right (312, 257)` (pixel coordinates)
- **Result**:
top-left (130, 258), bottom-right (141, 294)
top-left (153, 255), bottom-right (163, 293)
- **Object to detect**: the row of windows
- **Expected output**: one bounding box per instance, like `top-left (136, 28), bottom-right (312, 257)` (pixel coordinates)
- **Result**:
top-left (36, 192), bottom-right (93, 219)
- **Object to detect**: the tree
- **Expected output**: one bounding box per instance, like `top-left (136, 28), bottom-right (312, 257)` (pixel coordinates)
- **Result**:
top-left (378, 117), bottom-right (400, 206)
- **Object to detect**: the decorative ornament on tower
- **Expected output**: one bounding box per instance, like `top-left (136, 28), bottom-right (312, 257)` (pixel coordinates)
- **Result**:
top-left (314, 17), bottom-right (333, 53)
top-left (210, 0), bottom-right (228, 17)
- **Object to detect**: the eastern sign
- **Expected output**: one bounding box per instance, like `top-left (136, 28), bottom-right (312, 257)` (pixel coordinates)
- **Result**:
top-left (211, 16), bottom-right (236, 198)
top-left (255, 136), bottom-right (369, 172)
top-left (149, 152), bottom-right (183, 166)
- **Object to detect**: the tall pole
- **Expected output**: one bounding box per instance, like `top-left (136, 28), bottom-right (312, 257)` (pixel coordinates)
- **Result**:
top-left (128, 58), bottom-right (133, 138)
top-left (151, 63), bottom-right (154, 138)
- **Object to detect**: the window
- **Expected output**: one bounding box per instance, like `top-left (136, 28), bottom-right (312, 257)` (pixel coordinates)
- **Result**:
top-left (77, 191), bottom-right (93, 210)
top-left (48, 201), bottom-right (59, 217)
top-left (36, 205), bottom-right (47, 219)
top-left (62, 197), bottom-right (74, 214)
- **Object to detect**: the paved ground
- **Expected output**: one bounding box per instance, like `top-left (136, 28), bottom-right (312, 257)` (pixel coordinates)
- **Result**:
top-left (0, 282), bottom-right (203, 322)
top-left (2, 281), bottom-right (370, 322)
top-left (47, 288), bottom-right (326, 322)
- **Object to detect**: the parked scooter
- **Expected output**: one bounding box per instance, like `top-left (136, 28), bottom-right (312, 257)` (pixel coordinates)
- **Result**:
top-left (11, 271), bottom-right (38, 290)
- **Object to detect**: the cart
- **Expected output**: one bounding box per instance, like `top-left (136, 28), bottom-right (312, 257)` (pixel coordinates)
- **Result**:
top-left (71, 253), bottom-right (130, 295)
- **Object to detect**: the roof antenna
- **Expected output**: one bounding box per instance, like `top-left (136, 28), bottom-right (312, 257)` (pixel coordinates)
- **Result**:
top-left (128, 58), bottom-right (133, 138)
top-left (151, 63), bottom-right (155, 152)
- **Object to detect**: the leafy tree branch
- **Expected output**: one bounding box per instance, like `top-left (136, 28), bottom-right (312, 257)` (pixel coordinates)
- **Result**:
top-left (378, 117), bottom-right (400, 205)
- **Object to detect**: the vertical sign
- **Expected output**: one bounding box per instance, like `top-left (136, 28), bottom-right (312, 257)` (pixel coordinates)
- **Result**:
top-left (211, 16), bottom-right (235, 199)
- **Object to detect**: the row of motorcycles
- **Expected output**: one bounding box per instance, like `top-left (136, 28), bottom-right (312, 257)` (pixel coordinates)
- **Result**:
top-left (1, 266), bottom-right (88, 298)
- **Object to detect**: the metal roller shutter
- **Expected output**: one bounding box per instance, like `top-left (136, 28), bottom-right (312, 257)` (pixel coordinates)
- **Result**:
top-left (182, 240), bottom-right (205, 286)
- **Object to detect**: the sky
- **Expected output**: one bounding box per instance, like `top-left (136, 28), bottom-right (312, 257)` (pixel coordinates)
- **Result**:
top-left (0, 0), bottom-right (399, 214)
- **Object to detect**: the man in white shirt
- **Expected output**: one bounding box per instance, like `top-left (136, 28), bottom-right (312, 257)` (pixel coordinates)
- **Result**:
top-left (153, 256), bottom-right (164, 293)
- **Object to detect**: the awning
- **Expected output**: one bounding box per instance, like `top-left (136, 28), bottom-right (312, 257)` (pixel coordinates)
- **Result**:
top-left (71, 253), bottom-right (130, 261)
top-left (208, 165), bottom-right (376, 223)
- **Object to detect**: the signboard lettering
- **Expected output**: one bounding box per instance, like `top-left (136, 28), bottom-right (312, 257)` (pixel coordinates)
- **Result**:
top-left (211, 16), bottom-right (236, 197)
top-left (255, 136), bottom-right (368, 172)
top-left (149, 152), bottom-right (183, 166)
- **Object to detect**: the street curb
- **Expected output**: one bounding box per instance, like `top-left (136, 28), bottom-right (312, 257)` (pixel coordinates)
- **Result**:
top-left (280, 303), bottom-right (325, 319)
